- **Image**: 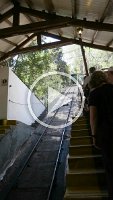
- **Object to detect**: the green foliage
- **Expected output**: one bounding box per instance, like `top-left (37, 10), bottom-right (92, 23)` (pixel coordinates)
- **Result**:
top-left (8, 42), bottom-right (113, 105)
top-left (85, 48), bottom-right (113, 70)
top-left (84, 47), bottom-right (113, 72)
top-left (9, 47), bottom-right (70, 105)
top-left (63, 45), bottom-right (113, 74)
top-left (63, 44), bottom-right (113, 85)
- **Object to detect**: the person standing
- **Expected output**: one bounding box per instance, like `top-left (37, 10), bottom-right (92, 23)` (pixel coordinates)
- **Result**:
top-left (107, 66), bottom-right (113, 84)
top-left (83, 67), bottom-right (96, 89)
top-left (83, 67), bottom-right (96, 115)
top-left (89, 71), bottom-right (113, 199)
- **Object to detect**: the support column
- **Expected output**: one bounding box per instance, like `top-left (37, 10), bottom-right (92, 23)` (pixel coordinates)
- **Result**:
top-left (79, 38), bottom-right (89, 76)
top-left (37, 34), bottom-right (41, 46)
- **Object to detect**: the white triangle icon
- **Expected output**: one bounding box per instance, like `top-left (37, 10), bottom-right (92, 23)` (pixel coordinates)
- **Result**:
top-left (48, 87), bottom-right (72, 113)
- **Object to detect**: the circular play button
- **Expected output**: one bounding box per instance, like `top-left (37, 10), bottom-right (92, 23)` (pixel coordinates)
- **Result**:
top-left (27, 71), bottom-right (84, 129)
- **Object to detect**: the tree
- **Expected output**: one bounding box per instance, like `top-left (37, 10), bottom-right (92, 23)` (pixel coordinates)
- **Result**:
top-left (71, 46), bottom-right (113, 73)
top-left (8, 47), bottom-right (70, 105)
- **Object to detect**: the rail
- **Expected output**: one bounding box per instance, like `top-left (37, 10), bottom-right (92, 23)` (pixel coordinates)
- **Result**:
top-left (0, 86), bottom-right (78, 200)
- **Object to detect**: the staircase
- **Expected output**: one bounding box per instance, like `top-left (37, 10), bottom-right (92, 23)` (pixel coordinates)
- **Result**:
top-left (64, 116), bottom-right (108, 200)
top-left (0, 120), bottom-right (16, 140)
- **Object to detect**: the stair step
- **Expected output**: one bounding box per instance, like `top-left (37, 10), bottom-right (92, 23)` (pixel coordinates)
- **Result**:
top-left (64, 189), bottom-right (108, 199)
top-left (72, 125), bottom-right (90, 131)
top-left (68, 155), bottom-right (104, 170)
top-left (0, 120), bottom-right (16, 125)
top-left (72, 120), bottom-right (88, 125)
top-left (69, 145), bottom-right (101, 156)
top-left (0, 129), bottom-right (6, 134)
top-left (71, 129), bottom-right (90, 137)
top-left (69, 145), bottom-right (94, 156)
top-left (72, 124), bottom-right (89, 129)
top-left (68, 169), bottom-right (105, 174)
top-left (65, 117), bottom-right (107, 200)
top-left (66, 170), bottom-right (107, 190)
top-left (0, 125), bottom-right (10, 129)
top-left (74, 116), bottom-right (87, 121)
top-left (70, 136), bottom-right (92, 145)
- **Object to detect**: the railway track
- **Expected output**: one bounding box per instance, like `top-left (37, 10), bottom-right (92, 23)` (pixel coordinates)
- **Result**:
top-left (0, 86), bottom-right (82, 200)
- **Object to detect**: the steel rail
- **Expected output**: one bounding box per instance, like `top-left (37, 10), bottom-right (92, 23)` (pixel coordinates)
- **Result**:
top-left (46, 90), bottom-right (75, 200)
top-left (1, 86), bottom-right (72, 200)
top-left (15, 87), bottom-right (72, 175)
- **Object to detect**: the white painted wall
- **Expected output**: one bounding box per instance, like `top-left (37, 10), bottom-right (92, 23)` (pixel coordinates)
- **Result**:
top-left (0, 67), bottom-right (45, 125)
top-left (0, 67), bottom-right (9, 119)
top-left (7, 68), bottom-right (45, 125)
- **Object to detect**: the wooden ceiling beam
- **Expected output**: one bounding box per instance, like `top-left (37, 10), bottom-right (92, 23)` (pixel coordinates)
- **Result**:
top-left (1, 16), bottom-right (113, 39)
top-left (91, 0), bottom-right (112, 44)
top-left (12, 33), bottom-right (36, 49)
top-left (74, 38), bottom-right (113, 52)
top-left (44, 0), bottom-right (55, 13)
top-left (0, 8), bottom-right (13, 23)
top-left (43, 32), bottom-right (113, 52)
top-left (0, 17), bottom-right (71, 39)
top-left (20, 6), bottom-right (54, 20)
top-left (43, 32), bottom-right (62, 40)
top-left (1, 38), bottom-right (17, 46)
top-left (5, 19), bottom-right (12, 26)
top-left (100, 0), bottom-right (113, 22)
top-left (37, 35), bottom-right (41, 46)
top-left (24, 14), bottom-right (34, 23)
top-left (71, 0), bottom-right (79, 39)
top-left (106, 38), bottom-right (113, 47)
top-left (91, 29), bottom-right (98, 44)
top-left (1, 34), bottom-right (113, 62)
top-left (12, 1), bottom-right (20, 26)
top-left (79, 38), bottom-right (88, 76)
top-left (71, 0), bottom-right (78, 19)
top-left (0, 33), bottom-right (37, 61)
top-left (0, 39), bottom-right (73, 62)
top-left (24, 0), bottom-right (36, 23)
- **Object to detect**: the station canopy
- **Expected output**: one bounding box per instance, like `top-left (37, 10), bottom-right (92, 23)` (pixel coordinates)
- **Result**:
top-left (0, 0), bottom-right (113, 62)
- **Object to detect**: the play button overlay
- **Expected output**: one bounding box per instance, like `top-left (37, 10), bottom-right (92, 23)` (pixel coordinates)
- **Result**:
top-left (27, 71), bottom-right (84, 129)
top-left (48, 87), bottom-right (72, 113)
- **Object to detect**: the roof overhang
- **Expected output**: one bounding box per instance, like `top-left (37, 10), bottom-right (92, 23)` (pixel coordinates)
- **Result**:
top-left (0, 0), bottom-right (113, 62)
